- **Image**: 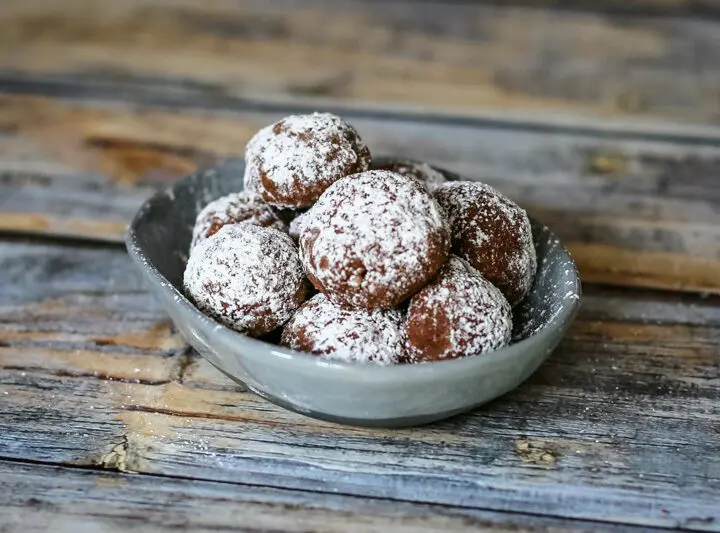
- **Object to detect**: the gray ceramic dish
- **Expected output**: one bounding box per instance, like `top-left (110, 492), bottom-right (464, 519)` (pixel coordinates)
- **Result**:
top-left (126, 159), bottom-right (581, 428)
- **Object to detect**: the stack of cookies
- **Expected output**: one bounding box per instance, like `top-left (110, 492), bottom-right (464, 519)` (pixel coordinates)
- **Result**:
top-left (184, 113), bottom-right (536, 365)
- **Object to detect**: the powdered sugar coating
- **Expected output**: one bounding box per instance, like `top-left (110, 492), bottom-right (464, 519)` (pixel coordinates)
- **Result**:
top-left (288, 210), bottom-right (308, 241)
top-left (281, 293), bottom-right (406, 365)
top-left (184, 224), bottom-right (308, 337)
top-left (434, 181), bottom-right (536, 307)
top-left (243, 112), bottom-right (371, 208)
top-left (299, 170), bottom-right (450, 309)
top-left (190, 192), bottom-right (288, 251)
top-left (372, 159), bottom-right (446, 191)
top-left (406, 256), bottom-right (512, 361)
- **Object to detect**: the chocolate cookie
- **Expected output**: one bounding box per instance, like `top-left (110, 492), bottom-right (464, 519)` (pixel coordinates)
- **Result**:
top-left (184, 224), bottom-right (308, 337)
top-left (405, 256), bottom-right (512, 362)
top-left (281, 293), bottom-right (406, 365)
top-left (372, 159), bottom-right (446, 191)
top-left (299, 170), bottom-right (450, 309)
top-left (190, 191), bottom-right (287, 251)
top-left (434, 181), bottom-right (536, 306)
top-left (244, 112), bottom-right (371, 208)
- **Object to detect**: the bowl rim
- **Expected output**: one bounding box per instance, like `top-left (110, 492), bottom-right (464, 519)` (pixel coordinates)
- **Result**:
top-left (126, 161), bottom-right (582, 378)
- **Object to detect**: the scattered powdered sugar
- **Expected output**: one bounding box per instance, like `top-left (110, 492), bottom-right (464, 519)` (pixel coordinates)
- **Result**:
top-left (243, 112), bottom-right (371, 208)
top-left (514, 303), bottom-right (564, 341)
top-left (190, 191), bottom-right (288, 251)
top-left (406, 256), bottom-right (512, 361)
top-left (184, 224), bottom-right (308, 337)
top-left (299, 170), bottom-right (450, 309)
top-left (434, 181), bottom-right (536, 307)
top-left (281, 293), bottom-right (406, 365)
top-left (512, 231), bottom-right (581, 342)
top-left (372, 159), bottom-right (447, 191)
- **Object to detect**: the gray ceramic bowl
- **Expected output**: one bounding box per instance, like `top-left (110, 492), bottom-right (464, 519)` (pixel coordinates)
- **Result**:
top-left (126, 159), bottom-right (581, 427)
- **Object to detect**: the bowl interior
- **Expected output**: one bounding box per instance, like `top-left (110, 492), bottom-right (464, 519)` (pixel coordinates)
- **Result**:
top-left (128, 158), bottom-right (579, 349)
top-left (129, 159), bottom-right (246, 290)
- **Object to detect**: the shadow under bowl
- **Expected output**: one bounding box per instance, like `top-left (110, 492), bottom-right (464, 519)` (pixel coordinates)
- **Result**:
top-left (126, 159), bottom-right (582, 428)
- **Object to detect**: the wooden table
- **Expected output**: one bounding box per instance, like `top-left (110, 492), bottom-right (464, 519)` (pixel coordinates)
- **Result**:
top-left (1, 1), bottom-right (719, 531)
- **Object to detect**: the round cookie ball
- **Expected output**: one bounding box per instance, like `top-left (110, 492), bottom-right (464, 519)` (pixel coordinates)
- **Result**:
top-left (372, 159), bottom-right (446, 191)
top-left (281, 293), bottom-right (406, 365)
top-left (243, 112), bottom-right (372, 209)
top-left (184, 224), bottom-right (308, 337)
top-left (190, 191), bottom-right (287, 251)
top-left (406, 256), bottom-right (512, 362)
top-left (299, 170), bottom-right (450, 310)
top-left (434, 181), bottom-right (536, 307)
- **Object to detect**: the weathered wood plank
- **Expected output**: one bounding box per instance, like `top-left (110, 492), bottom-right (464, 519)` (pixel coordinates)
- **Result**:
top-left (1, 0), bottom-right (719, 125)
top-left (0, 460), bottom-right (666, 533)
top-left (0, 248), bottom-right (187, 388)
top-left (1, 241), bottom-right (719, 530)
top-left (5, 369), bottom-right (719, 530)
top-left (423, 0), bottom-right (720, 18)
top-left (2, 95), bottom-right (720, 293)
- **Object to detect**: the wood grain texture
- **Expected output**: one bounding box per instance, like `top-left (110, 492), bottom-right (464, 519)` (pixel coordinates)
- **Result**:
top-left (0, 0), bottom-right (719, 125)
top-left (2, 95), bottom-right (720, 294)
top-left (0, 460), bottom-right (666, 533)
top-left (433, 0), bottom-right (720, 18)
top-left (2, 241), bottom-right (719, 531)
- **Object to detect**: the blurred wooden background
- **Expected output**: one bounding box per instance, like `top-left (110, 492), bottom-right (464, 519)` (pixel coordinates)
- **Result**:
top-left (1, 0), bottom-right (719, 123)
